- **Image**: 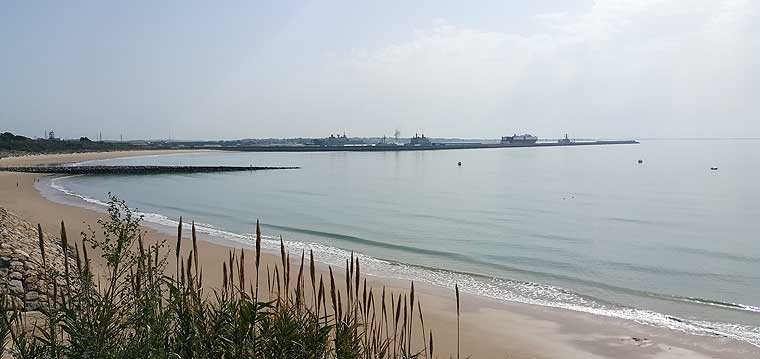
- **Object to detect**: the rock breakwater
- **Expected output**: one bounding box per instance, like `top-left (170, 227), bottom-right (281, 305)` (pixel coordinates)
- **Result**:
top-left (0, 207), bottom-right (70, 311)
top-left (0, 165), bottom-right (299, 175)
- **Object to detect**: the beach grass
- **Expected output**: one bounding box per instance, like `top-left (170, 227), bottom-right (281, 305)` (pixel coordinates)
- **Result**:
top-left (0, 195), bottom-right (456, 358)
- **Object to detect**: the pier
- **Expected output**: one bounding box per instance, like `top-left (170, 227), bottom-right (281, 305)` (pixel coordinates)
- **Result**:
top-left (0, 165), bottom-right (300, 175)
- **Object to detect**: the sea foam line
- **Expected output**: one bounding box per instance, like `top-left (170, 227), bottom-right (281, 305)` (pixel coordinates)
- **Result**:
top-left (45, 177), bottom-right (760, 348)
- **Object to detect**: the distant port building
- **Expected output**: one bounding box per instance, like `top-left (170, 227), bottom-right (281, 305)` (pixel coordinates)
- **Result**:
top-left (558, 134), bottom-right (573, 144)
top-left (312, 133), bottom-right (351, 146)
top-left (406, 133), bottom-right (432, 146)
top-left (501, 134), bottom-right (538, 145)
top-left (375, 136), bottom-right (398, 147)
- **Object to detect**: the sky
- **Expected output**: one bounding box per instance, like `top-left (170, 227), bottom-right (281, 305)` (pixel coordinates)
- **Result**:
top-left (1, 0), bottom-right (758, 140)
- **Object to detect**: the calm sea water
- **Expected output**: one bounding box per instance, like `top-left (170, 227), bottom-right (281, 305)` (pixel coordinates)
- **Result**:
top-left (46, 140), bottom-right (760, 346)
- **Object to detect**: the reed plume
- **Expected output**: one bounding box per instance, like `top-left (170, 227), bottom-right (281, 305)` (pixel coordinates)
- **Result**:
top-left (0, 195), bottom-right (460, 359)
top-left (37, 224), bottom-right (46, 268)
top-left (456, 282), bottom-right (461, 359)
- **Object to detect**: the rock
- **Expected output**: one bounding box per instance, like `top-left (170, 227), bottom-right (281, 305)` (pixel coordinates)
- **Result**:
top-left (25, 291), bottom-right (39, 301)
top-left (8, 279), bottom-right (24, 294)
top-left (9, 261), bottom-right (23, 271)
top-left (13, 249), bottom-right (29, 258)
top-left (9, 271), bottom-right (22, 280)
top-left (25, 301), bottom-right (42, 311)
top-left (24, 274), bottom-right (38, 284)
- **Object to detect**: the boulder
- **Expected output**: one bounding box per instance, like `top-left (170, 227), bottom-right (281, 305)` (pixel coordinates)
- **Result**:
top-left (8, 279), bottom-right (24, 294)
top-left (8, 271), bottom-right (22, 280)
top-left (25, 291), bottom-right (39, 301)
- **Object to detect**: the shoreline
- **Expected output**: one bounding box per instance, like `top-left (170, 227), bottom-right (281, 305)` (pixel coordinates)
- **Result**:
top-left (1, 151), bottom-right (757, 358)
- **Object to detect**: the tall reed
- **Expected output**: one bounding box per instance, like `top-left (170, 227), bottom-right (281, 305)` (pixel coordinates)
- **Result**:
top-left (0, 195), bottom-right (452, 358)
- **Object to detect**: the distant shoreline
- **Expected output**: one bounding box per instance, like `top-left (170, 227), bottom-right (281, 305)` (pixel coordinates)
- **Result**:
top-left (1, 139), bottom-right (639, 159)
top-left (215, 140), bottom-right (639, 152)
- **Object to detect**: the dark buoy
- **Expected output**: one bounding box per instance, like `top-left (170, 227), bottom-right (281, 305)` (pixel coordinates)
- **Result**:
top-left (458, 161), bottom-right (462, 166)
top-left (638, 160), bottom-right (643, 164)
top-left (711, 167), bottom-right (718, 171)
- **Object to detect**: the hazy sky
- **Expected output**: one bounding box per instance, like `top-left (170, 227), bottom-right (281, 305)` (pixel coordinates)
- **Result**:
top-left (1, 0), bottom-right (757, 140)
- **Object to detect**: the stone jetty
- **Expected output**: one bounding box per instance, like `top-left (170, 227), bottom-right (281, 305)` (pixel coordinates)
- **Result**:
top-left (0, 165), bottom-right (299, 175)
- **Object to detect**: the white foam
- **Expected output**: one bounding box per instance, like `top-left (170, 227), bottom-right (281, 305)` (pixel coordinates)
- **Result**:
top-left (50, 177), bottom-right (109, 207)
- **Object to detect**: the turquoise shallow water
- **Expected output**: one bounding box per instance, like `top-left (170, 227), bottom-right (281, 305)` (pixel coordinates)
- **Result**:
top-left (45, 140), bottom-right (760, 346)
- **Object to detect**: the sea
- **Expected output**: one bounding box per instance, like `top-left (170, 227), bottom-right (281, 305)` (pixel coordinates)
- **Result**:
top-left (39, 140), bottom-right (760, 347)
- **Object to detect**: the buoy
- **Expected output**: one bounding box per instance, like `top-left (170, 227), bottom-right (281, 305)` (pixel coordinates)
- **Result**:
top-left (711, 167), bottom-right (718, 171)
top-left (458, 162), bottom-right (462, 166)
top-left (638, 160), bottom-right (643, 164)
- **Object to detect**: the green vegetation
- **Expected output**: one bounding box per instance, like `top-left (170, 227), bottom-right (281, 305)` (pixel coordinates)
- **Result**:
top-left (1, 196), bottom-right (456, 358)
top-left (0, 131), bottom-right (137, 158)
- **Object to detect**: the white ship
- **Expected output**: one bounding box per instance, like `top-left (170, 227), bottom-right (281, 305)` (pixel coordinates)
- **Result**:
top-left (501, 134), bottom-right (538, 144)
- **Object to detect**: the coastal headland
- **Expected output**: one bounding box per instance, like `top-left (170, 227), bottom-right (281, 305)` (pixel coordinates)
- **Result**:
top-left (0, 150), bottom-right (756, 359)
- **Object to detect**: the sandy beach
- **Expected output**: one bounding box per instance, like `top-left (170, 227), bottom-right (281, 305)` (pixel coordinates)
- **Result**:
top-left (1, 151), bottom-right (757, 359)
